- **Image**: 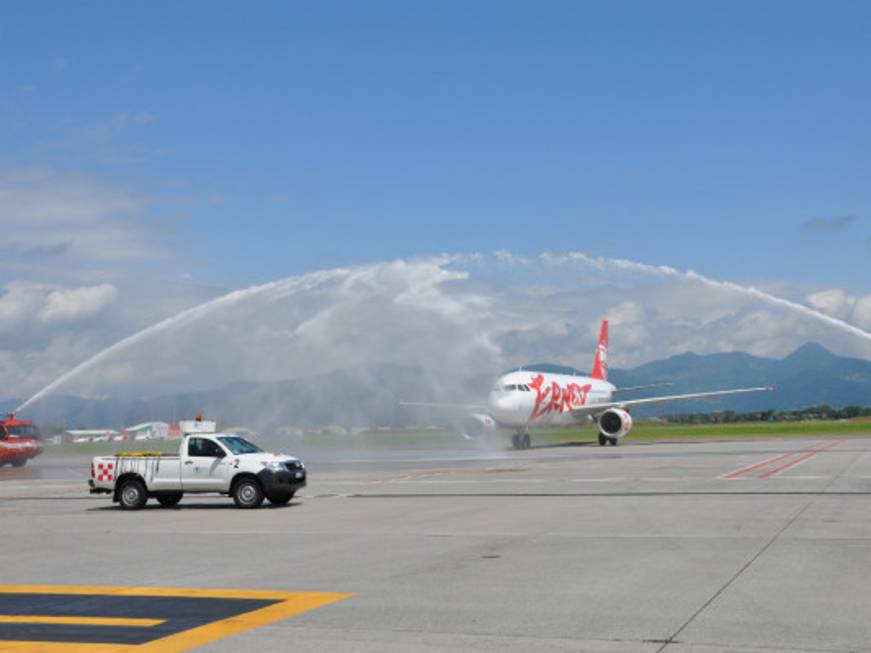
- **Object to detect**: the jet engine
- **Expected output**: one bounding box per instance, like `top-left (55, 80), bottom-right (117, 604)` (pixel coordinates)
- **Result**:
top-left (598, 408), bottom-right (633, 440)
top-left (462, 414), bottom-right (496, 439)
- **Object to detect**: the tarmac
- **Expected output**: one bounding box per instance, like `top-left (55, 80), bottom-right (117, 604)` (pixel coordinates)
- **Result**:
top-left (1, 434), bottom-right (870, 652)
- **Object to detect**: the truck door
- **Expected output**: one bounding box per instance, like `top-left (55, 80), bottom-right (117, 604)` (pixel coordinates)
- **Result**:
top-left (181, 437), bottom-right (230, 491)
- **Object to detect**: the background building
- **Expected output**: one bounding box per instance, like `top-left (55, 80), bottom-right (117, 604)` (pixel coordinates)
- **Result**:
top-left (122, 422), bottom-right (170, 441)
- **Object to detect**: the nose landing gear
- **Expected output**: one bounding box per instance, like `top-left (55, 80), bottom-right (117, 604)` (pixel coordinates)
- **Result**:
top-left (512, 431), bottom-right (531, 450)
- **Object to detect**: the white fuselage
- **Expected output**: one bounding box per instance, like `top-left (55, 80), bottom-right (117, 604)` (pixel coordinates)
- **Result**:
top-left (488, 370), bottom-right (615, 429)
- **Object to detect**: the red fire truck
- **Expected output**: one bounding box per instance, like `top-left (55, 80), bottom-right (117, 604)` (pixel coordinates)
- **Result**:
top-left (0, 414), bottom-right (43, 467)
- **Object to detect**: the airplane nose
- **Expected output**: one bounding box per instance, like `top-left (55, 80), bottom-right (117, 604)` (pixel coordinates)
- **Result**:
top-left (495, 396), bottom-right (514, 411)
top-left (490, 394), bottom-right (521, 421)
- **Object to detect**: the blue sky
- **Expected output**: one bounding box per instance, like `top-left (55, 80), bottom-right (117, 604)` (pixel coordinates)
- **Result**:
top-left (3, 1), bottom-right (869, 286)
top-left (1, 1), bottom-right (870, 399)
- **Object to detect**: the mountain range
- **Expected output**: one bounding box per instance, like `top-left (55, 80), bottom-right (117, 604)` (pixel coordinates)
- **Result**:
top-left (5, 343), bottom-right (869, 430)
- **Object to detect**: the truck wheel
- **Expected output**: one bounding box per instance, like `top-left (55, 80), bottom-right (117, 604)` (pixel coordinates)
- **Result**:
top-left (267, 491), bottom-right (294, 506)
top-left (156, 492), bottom-right (183, 508)
top-left (11, 458), bottom-right (26, 468)
top-left (118, 479), bottom-right (148, 510)
top-left (233, 478), bottom-right (264, 509)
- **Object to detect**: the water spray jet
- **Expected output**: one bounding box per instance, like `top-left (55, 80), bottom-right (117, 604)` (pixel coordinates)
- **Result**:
top-left (13, 252), bottom-right (871, 414)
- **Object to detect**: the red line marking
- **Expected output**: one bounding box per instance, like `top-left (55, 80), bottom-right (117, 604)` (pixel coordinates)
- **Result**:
top-left (722, 440), bottom-right (836, 480)
top-left (723, 451), bottom-right (803, 480)
top-left (757, 439), bottom-right (842, 479)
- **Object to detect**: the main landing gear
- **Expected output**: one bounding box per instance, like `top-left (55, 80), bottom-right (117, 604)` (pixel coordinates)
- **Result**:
top-left (598, 432), bottom-right (618, 446)
top-left (512, 431), bottom-right (531, 450)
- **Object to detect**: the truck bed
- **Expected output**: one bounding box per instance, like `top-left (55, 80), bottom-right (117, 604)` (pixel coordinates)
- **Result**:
top-left (92, 453), bottom-right (183, 492)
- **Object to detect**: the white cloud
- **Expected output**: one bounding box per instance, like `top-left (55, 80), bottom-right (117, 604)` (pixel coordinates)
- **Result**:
top-left (854, 295), bottom-right (871, 330)
top-left (0, 282), bottom-right (118, 332)
top-left (7, 333), bottom-right (96, 398)
top-left (0, 282), bottom-right (49, 333)
top-left (39, 284), bottom-right (118, 324)
top-left (0, 168), bottom-right (168, 263)
top-left (805, 288), bottom-right (871, 332)
top-left (743, 310), bottom-right (786, 339)
top-left (0, 276), bottom-right (220, 403)
top-left (0, 166), bottom-right (213, 404)
top-left (597, 301), bottom-right (648, 355)
top-left (0, 168), bottom-right (140, 222)
top-left (806, 289), bottom-right (854, 318)
top-left (605, 301), bottom-right (645, 326)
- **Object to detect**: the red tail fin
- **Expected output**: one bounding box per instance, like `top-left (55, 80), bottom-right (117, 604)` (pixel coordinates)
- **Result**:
top-left (591, 320), bottom-right (608, 381)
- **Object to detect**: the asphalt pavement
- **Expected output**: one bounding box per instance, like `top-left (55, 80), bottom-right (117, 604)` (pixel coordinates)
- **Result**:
top-left (1, 435), bottom-right (869, 652)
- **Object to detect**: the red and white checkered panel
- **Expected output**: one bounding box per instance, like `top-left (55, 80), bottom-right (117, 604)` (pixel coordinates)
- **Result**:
top-left (95, 462), bottom-right (114, 482)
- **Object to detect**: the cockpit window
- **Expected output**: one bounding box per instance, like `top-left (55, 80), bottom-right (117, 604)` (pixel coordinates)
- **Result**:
top-left (496, 382), bottom-right (533, 392)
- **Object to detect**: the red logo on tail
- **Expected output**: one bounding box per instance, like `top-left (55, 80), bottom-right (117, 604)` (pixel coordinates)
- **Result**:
top-left (591, 320), bottom-right (608, 381)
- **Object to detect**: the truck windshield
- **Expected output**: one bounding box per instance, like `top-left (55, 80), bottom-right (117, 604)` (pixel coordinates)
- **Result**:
top-left (217, 436), bottom-right (263, 454)
top-left (6, 425), bottom-right (40, 439)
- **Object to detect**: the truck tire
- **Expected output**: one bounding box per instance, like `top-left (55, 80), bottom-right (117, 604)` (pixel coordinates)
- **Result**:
top-left (156, 492), bottom-right (183, 508)
top-left (232, 477), bottom-right (264, 509)
top-left (267, 491), bottom-right (294, 506)
top-left (118, 479), bottom-right (148, 510)
top-left (11, 458), bottom-right (26, 467)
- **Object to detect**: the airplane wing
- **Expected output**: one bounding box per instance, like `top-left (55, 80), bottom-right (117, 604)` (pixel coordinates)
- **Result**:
top-left (571, 386), bottom-right (774, 418)
top-left (611, 382), bottom-right (672, 395)
top-left (399, 400), bottom-right (488, 411)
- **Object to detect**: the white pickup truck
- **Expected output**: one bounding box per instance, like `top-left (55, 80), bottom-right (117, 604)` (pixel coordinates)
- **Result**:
top-left (88, 431), bottom-right (306, 510)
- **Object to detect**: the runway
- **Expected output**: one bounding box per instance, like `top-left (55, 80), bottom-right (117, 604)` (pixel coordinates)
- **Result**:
top-left (1, 435), bottom-right (870, 652)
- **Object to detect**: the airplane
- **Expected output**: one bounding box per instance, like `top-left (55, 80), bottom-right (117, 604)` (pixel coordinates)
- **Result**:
top-left (402, 320), bottom-right (773, 449)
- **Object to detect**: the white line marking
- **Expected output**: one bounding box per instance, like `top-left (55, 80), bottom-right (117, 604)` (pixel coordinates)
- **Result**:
top-left (569, 478), bottom-right (628, 483)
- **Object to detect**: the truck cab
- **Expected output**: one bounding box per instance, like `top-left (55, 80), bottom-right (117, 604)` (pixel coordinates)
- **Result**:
top-left (89, 425), bottom-right (306, 510)
top-left (0, 414), bottom-right (43, 468)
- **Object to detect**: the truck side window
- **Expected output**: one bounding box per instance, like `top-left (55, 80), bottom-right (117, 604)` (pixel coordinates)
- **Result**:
top-left (188, 437), bottom-right (225, 458)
